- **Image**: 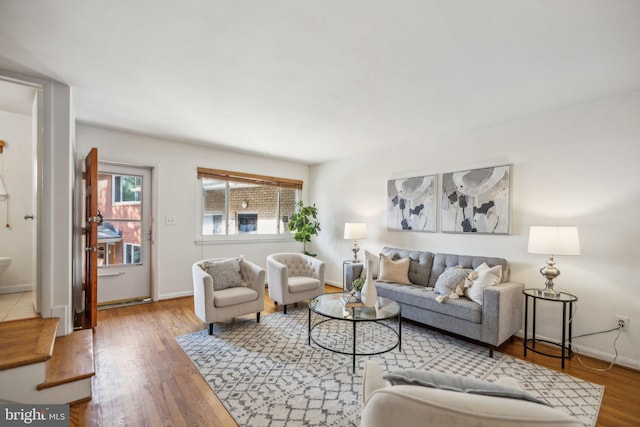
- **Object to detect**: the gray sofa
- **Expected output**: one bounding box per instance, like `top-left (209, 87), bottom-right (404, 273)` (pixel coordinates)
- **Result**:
top-left (348, 247), bottom-right (524, 355)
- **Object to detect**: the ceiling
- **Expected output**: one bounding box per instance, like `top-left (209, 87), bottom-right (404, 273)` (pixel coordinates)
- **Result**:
top-left (1, 1), bottom-right (639, 165)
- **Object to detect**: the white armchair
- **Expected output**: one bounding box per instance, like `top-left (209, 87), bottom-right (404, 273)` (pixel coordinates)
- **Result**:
top-left (266, 253), bottom-right (325, 314)
top-left (192, 257), bottom-right (265, 335)
top-left (361, 361), bottom-right (583, 427)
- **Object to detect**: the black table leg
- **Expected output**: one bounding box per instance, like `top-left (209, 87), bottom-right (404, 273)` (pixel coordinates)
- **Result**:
top-left (352, 321), bottom-right (356, 372)
top-left (524, 295), bottom-right (529, 357)
top-left (308, 307), bottom-right (311, 345)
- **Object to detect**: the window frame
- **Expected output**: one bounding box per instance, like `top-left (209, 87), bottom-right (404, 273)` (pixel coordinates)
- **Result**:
top-left (112, 174), bottom-right (142, 205)
top-left (197, 168), bottom-right (302, 242)
top-left (124, 242), bottom-right (142, 264)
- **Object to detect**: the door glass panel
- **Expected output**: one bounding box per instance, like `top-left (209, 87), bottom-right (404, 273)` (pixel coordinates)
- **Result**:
top-left (98, 172), bottom-right (143, 266)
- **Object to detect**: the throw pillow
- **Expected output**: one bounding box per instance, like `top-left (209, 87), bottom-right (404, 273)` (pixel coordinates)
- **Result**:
top-left (433, 266), bottom-right (473, 296)
top-left (383, 369), bottom-right (549, 406)
top-left (378, 253), bottom-right (411, 285)
top-left (465, 264), bottom-right (502, 305)
top-left (203, 258), bottom-right (243, 291)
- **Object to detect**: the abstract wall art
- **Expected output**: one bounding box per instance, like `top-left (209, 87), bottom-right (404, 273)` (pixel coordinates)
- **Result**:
top-left (387, 175), bottom-right (437, 232)
top-left (440, 165), bottom-right (511, 234)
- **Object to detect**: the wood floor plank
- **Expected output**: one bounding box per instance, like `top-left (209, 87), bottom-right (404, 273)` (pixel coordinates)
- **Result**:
top-left (67, 285), bottom-right (639, 427)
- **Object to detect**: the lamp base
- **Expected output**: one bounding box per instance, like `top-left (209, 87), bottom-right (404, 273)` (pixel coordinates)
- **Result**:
top-left (539, 255), bottom-right (560, 297)
top-left (351, 241), bottom-right (360, 263)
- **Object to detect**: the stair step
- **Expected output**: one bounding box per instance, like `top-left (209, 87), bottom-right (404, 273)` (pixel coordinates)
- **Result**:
top-left (38, 328), bottom-right (95, 390)
top-left (0, 318), bottom-right (58, 371)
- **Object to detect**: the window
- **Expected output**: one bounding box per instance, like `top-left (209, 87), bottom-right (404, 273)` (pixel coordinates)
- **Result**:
top-left (124, 243), bottom-right (142, 264)
top-left (198, 167), bottom-right (302, 237)
top-left (113, 175), bottom-right (142, 204)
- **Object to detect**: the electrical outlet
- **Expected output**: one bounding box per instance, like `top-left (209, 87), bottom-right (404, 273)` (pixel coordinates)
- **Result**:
top-left (165, 216), bottom-right (177, 225)
top-left (616, 315), bottom-right (630, 332)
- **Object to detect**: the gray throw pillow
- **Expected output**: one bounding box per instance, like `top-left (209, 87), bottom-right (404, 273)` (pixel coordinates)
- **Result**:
top-left (433, 266), bottom-right (472, 296)
top-left (203, 258), bottom-right (243, 291)
top-left (383, 369), bottom-right (549, 406)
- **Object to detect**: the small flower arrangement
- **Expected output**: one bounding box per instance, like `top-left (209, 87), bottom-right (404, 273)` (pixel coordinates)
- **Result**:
top-left (352, 278), bottom-right (365, 292)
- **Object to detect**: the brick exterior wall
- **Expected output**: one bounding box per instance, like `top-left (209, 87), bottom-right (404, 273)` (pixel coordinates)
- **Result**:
top-left (203, 184), bottom-right (297, 234)
top-left (97, 173), bottom-right (142, 265)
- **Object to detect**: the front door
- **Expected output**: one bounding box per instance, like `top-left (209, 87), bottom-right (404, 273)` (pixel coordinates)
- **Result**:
top-left (96, 164), bottom-right (152, 305)
top-left (83, 147), bottom-right (98, 327)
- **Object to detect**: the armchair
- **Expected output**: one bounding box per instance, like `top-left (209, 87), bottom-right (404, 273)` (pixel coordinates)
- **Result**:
top-left (266, 253), bottom-right (325, 314)
top-left (361, 361), bottom-right (582, 427)
top-left (192, 257), bottom-right (265, 335)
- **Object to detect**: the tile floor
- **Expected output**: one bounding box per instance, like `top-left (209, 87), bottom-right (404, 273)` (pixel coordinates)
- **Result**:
top-left (0, 291), bottom-right (38, 321)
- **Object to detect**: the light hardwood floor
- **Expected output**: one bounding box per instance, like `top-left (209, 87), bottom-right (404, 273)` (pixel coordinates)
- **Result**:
top-left (70, 286), bottom-right (640, 427)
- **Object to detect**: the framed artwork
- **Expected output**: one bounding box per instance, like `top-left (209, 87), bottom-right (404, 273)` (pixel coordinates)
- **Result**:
top-left (440, 164), bottom-right (511, 234)
top-left (386, 175), bottom-right (437, 232)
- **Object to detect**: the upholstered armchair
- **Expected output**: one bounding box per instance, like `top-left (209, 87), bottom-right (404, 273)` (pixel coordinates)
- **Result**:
top-left (266, 253), bottom-right (325, 313)
top-left (361, 361), bottom-right (583, 427)
top-left (192, 257), bottom-right (265, 335)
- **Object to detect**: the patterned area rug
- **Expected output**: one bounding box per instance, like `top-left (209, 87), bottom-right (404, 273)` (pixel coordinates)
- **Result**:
top-left (177, 308), bottom-right (603, 427)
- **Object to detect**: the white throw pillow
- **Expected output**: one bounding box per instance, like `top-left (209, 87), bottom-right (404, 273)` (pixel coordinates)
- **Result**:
top-left (378, 253), bottom-right (411, 285)
top-left (465, 264), bottom-right (502, 305)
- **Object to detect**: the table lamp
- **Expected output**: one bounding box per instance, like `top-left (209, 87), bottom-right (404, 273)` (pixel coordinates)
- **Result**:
top-left (527, 226), bottom-right (581, 296)
top-left (344, 223), bottom-right (367, 263)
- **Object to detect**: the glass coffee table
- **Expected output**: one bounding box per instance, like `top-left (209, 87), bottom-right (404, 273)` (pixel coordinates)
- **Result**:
top-left (308, 292), bottom-right (402, 372)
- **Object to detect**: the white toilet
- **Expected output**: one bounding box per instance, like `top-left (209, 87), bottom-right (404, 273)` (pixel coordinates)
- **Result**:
top-left (0, 257), bottom-right (11, 274)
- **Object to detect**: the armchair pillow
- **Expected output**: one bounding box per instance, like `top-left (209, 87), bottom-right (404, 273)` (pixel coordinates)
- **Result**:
top-left (203, 257), bottom-right (243, 290)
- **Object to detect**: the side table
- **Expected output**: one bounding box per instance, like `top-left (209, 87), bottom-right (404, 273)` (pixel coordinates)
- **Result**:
top-left (523, 288), bottom-right (578, 369)
top-left (343, 260), bottom-right (363, 292)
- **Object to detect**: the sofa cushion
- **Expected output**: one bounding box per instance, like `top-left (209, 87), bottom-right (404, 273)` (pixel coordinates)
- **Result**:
top-left (213, 286), bottom-right (258, 307)
top-left (378, 254), bottom-right (411, 285)
top-left (429, 253), bottom-right (507, 288)
top-left (288, 276), bottom-right (321, 293)
top-left (383, 369), bottom-right (549, 406)
top-left (375, 281), bottom-right (482, 323)
top-left (381, 247), bottom-right (434, 286)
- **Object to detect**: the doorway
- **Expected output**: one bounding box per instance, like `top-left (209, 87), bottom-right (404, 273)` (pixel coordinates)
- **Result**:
top-left (0, 78), bottom-right (41, 318)
top-left (96, 163), bottom-right (152, 305)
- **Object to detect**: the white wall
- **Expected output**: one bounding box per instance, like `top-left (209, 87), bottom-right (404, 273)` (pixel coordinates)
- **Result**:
top-left (309, 90), bottom-right (640, 369)
top-left (0, 110), bottom-right (33, 292)
top-left (75, 125), bottom-right (309, 301)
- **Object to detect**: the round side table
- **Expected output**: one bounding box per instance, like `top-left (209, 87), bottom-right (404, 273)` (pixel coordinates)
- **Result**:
top-left (523, 288), bottom-right (578, 369)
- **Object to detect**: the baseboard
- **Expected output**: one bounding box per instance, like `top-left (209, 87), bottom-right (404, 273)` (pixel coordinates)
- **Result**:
top-left (515, 330), bottom-right (640, 371)
top-left (0, 283), bottom-right (33, 294)
top-left (158, 290), bottom-right (193, 300)
top-left (325, 280), bottom-right (342, 288)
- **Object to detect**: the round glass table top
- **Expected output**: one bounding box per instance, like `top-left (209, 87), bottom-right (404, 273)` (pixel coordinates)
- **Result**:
top-left (309, 292), bottom-right (401, 321)
top-left (523, 288), bottom-right (578, 302)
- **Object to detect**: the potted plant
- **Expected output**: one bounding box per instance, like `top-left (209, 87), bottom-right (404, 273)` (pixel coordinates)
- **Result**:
top-left (351, 278), bottom-right (365, 299)
top-left (288, 201), bottom-right (321, 256)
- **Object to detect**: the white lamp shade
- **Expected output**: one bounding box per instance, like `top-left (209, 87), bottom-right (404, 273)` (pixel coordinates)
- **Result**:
top-left (527, 226), bottom-right (581, 256)
top-left (344, 223), bottom-right (367, 240)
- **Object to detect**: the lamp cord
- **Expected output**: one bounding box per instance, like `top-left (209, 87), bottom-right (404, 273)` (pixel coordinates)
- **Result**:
top-left (564, 301), bottom-right (621, 372)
